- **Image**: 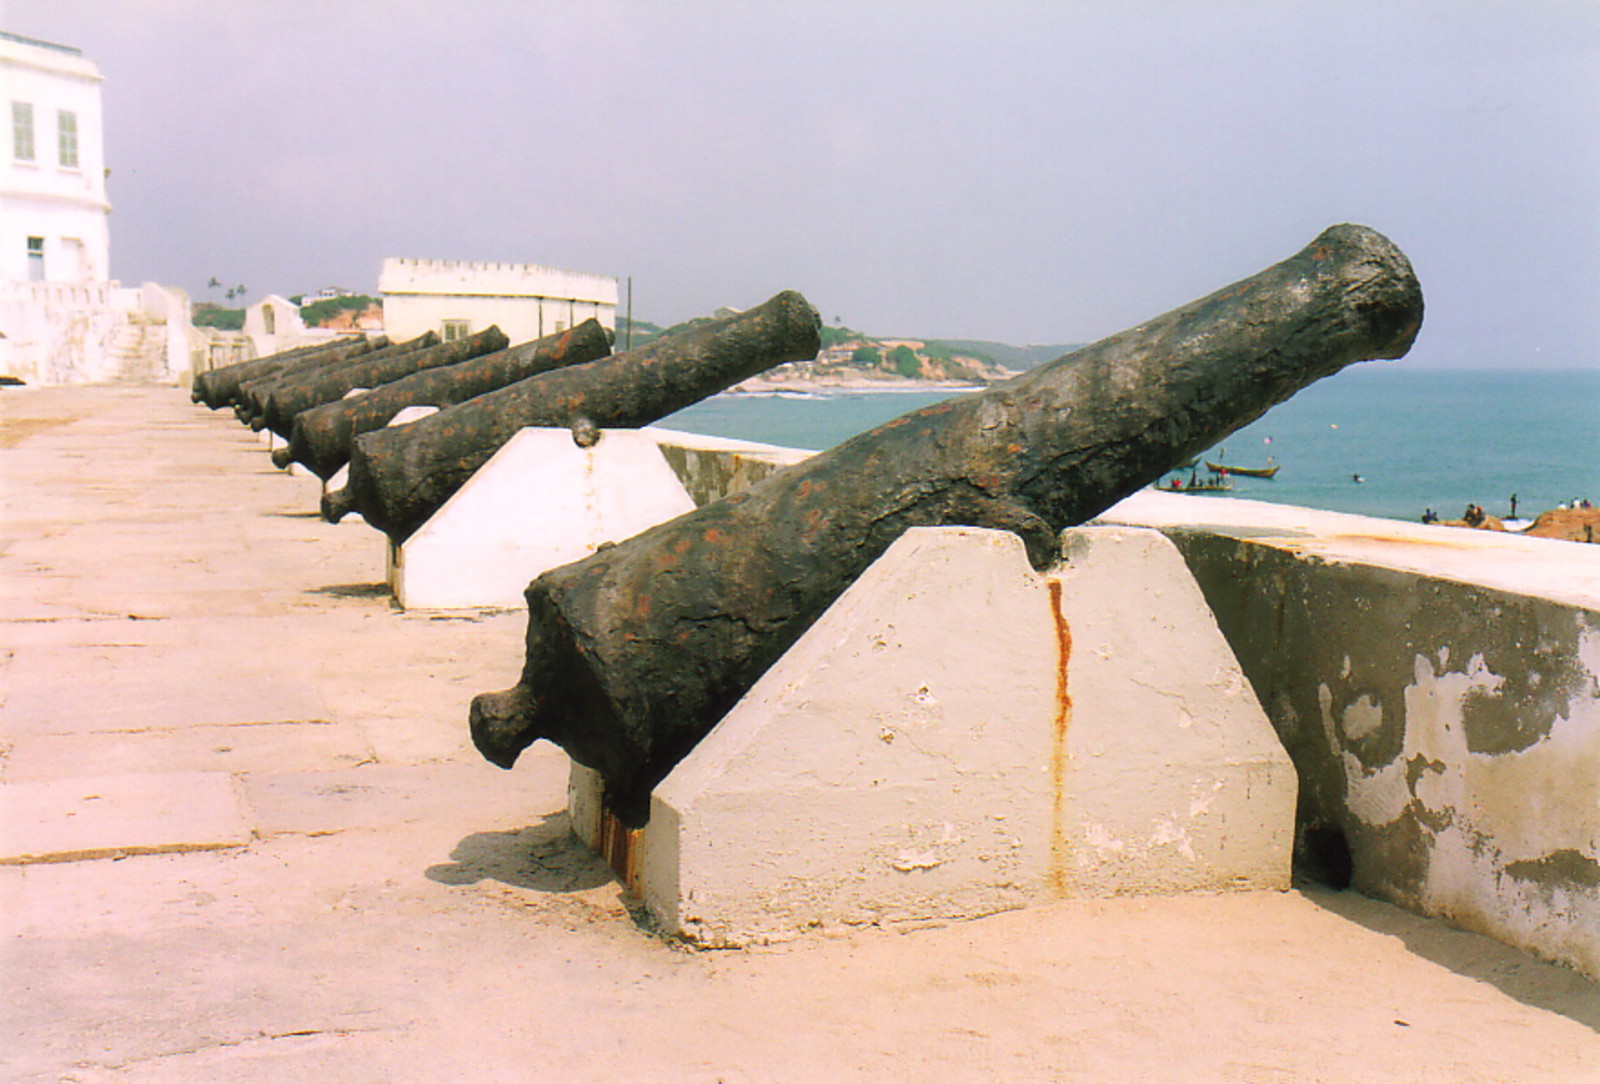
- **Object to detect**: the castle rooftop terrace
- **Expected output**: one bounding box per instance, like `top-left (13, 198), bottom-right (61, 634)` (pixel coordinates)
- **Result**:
top-left (2, 386), bottom-right (1595, 1080)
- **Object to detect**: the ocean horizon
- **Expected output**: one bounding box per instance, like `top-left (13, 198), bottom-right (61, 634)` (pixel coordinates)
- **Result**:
top-left (659, 367), bottom-right (1598, 525)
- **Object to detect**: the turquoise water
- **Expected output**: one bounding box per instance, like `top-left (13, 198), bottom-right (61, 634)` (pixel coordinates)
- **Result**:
top-left (658, 368), bottom-right (1599, 523)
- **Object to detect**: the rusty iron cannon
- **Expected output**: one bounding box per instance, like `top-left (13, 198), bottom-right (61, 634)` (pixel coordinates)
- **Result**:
top-left (469, 223), bottom-right (1425, 825)
top-left (192, 335), bottom-right (376, 409)
top-left (271, 319), bottom-right (614, 479)
top-left (235, 332), bottom-right (438, 428)
top-left (322, 289), bottom-right (823, 539)
top-left (256, 325), bottom-right (511, 439)
top-left (243, 331), bottom-right (447, 432)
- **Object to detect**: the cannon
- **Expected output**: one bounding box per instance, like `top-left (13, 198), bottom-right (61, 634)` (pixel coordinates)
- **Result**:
top-left (271, 319), bottom-right (614, 478)
top-left (322, 289), bottom-right (823, 540)
top-left (256, 325), bottom-right (510, 439)
top-left (235, 332), bottom-right (438, 427)
top-left (192, 335), bottom-right (376, 409)
top-left (469, 224), bottom-right (1425, 825)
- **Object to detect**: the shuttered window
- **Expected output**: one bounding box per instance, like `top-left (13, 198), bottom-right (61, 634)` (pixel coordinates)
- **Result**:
top-left (58, 110), bottom-right (78, 167)
top-left (12, 101), bottom-right (35, 160)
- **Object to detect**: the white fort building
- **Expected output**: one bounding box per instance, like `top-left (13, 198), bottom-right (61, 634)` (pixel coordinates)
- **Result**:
top-left (380, 258), bottom-right (618, 345)
top-left (1, 30), bottom-right (190, 384)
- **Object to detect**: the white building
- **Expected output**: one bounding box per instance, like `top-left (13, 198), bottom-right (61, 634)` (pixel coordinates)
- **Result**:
top-left (379, 258), bottom-right (617, 346)
top-left (1, 30), bottom-right (191, 384)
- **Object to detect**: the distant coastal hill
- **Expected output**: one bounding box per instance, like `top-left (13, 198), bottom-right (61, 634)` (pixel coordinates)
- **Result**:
top-left (618, 315), bottom-right (1080, 388)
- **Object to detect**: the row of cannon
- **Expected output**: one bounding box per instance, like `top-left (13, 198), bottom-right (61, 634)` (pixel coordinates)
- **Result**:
top-left (194, 224), bottom-right (1424, 826)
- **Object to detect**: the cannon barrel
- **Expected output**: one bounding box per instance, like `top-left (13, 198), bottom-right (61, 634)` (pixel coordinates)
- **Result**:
top-left (272, 319), bottom-right (614, 478)
top-left (192, 336), bottom-right (376, 409)
top-left (192, 337), bottom-right (346, 406)
top-left (257, 325), bottom-right (510, 438)
top-left (236, 332), bottom-right (437, 428)
top-left (323, 289), bottom-right (823, 539)
top-left (469, 224), bottom-right (1424, 825)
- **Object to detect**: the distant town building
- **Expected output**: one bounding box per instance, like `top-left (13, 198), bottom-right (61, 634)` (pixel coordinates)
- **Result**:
top-left (242, 294), bottom-right (309, 353)
top-left (298, 287), bottom-right (353, 304)
top-left (0, 30), bottom-right (193, 383)
top-left (379, 258), bottom-right (617, 345)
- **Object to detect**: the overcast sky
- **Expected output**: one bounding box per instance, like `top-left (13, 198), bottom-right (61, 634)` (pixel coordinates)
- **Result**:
top-left (5, 1), bottom-right (1597, 368)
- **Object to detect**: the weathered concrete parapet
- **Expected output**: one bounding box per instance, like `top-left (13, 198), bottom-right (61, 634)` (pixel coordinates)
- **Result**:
top-left (644, 426), bottom-right (814, 506)
top-left (1101, 490), bottom-right (1600, 979)
top-left (571, 525), bottom-right (1294, 946)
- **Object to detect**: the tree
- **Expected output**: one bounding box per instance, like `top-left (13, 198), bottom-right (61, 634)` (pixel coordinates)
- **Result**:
top-left (851, 345), bottom-right (881, 368)
top-left (889, 344), bottom-right (920, 379)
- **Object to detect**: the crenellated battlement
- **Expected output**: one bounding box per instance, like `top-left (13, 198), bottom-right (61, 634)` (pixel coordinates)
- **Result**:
top-left (378, 257), bottom-right (619, 304)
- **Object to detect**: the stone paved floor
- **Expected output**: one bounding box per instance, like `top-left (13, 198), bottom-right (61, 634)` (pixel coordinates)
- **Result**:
top-left (2, 386), bottom-right (1597, 1082)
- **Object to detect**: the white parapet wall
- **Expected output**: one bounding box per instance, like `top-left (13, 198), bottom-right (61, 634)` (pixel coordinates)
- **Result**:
top-left (572, 524), bottom-right (1296, 946)
top-left (1101, 489), bottom-right (1600, 980)
top-left (644, 426), bottom-right (815, 506)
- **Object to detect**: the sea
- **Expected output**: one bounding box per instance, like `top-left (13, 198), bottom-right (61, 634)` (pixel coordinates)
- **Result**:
top-left (658, 367), bottom-right (1599, 525)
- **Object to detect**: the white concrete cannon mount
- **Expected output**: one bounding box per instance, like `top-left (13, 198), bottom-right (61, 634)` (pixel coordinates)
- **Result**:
top-left (570, 524), bottom-right (1297, 946)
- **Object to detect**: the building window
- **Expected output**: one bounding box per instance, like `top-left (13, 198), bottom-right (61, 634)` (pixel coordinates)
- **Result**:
top-left (263, 307), bottom-right (276, 335)
top-left (27, 236), bottom-right (44, 281)
top-left (57, 110), bottom-right (78, 168)
top-left (441, 319), bottom-right (470, 341)
top-left (12, 102), bottom-right (35, 161)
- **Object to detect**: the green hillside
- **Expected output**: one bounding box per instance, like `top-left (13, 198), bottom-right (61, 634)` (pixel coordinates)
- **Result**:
top-left (921, 339), bottom-right (1082, 371)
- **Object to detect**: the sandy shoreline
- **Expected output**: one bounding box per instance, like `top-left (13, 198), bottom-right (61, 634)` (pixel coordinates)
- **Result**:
top-left (730, 375), bottom-right (989, 394)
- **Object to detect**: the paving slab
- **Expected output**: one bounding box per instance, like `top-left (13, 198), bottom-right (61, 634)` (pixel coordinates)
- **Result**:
top-left (0, 771), bottom-right (252, 865)
top-left (1, 650), bottom-right (330, 737)
top-left (238, 753), bottom-right (566, 839)
top-left (2, 719), bottom-right (374, 781)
